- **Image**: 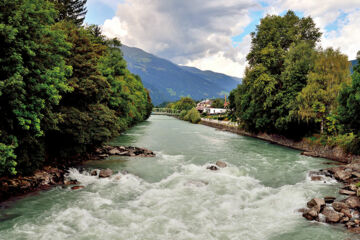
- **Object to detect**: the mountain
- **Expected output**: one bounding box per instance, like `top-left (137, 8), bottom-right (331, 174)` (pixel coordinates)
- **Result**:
top-left (121, 45), bottom-right (241, 105)
top-left (350, 59), bottom-right (358, 74)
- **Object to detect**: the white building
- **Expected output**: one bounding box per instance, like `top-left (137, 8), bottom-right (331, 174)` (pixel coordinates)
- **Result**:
top-left (204, 108), bottom-right (227, 115)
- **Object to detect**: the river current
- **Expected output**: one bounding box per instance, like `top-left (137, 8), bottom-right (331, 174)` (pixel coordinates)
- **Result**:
top-left (0, 115), bottom-right (359, 239)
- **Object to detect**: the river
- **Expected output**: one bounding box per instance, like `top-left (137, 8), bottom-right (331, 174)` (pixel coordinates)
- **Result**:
top-left (0, 115), bottom-right (359, 239)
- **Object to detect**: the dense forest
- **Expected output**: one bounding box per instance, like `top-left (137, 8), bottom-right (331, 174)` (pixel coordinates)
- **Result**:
top-left (0, 0), bottom-right (152, 176)
top-left (229, 10), bottom-right (360, 155)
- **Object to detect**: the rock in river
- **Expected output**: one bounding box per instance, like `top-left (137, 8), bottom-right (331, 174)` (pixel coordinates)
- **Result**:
top-left (215, 161), bottom-right (227, 168)
top-left (99, 169), bottom-right (113, 178)
top-left (207, 165), bottom-right (219, 171)
top-left (307, 198), bottom-right (325, 212)
top-left (71, 186), bottom-right (85, 190)
top-left (322, 207), bottom-right (344, 223)
top-left (345, 196), bottom-right (360, 209)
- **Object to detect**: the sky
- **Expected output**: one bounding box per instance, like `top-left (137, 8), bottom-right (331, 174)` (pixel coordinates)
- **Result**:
top-left (86, 0), bottom-right (360, 78)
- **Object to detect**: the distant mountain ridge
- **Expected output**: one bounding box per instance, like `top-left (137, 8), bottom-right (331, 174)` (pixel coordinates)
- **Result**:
top-left (120, 45), bottom-right (241, 105)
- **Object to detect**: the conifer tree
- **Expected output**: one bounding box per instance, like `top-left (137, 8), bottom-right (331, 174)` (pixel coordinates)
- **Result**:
top-left (51, 0), bottom-right (87, 26)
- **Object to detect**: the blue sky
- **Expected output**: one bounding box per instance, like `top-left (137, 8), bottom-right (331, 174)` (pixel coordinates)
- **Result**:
top-left (84, 0), bottom-right (360, 77)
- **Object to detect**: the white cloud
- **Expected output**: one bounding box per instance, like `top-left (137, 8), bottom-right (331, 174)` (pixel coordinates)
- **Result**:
top-left (101, 0), bottom-right (259, 77)
top-left (100, 0), bottom-right (360, 77)
top-left (263, 0), bottom-right (360, 59)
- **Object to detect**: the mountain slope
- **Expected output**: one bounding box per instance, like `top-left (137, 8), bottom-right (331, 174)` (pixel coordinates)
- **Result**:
top-left (121, 45), bottom-right (241, 105)
top-left (351, 59), bottom-right (358, 74)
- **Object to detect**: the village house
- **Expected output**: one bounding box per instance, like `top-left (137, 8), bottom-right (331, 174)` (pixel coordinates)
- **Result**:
top-left (196, 99), bottom-right (213, 113)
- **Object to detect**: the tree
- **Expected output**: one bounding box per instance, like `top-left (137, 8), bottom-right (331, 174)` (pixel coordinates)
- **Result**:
top-left (50, 0), bottom-right (87, 26)
top-left (297, 48), bottom-right (351, 134)
top-left (184, 108), bottom-right (201, 124)
top-left (273, 41), bottom-right (317, 134)
top-left (211, 98), bottom-right (225, 108)
top-left (46, 22), bottom-right (117, 160)
top-left (338, 52), bottom-right (360, 135)
top-left (0, 0), bottom-right (72, 175)
top-left (173, 97), bottom-right (196, 111)
top-left (233, 10), bottom-right (321, 135)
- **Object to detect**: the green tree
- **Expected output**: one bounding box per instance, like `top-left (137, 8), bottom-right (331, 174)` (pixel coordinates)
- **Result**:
top-left (184, 108), bottom-right (201, 124)
top-left (297, 48), bottom-right (351, 134)
top-left (211, 98), bottom-right (225, 108)
top-left (233, 10), bottom-right (321, 136)
top-left (46, 22), bottom-right (117, 159)
top-left (173, 97), bottom-right (196, 111)
top-left (338, 51), bottom-right (360, 134)
top-left (50, 0), bottom-right (87, 26)
top-left (0, 0), bottom-right (72, 175)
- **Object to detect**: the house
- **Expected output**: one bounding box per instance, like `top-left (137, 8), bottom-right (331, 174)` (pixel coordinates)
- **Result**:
top-left (203, 108), bottom-right (227, 115)
top-left (196, 99), bottom-right (213, 112)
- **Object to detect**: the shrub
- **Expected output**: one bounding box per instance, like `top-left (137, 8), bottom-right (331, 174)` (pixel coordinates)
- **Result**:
top-left (179, 110), bottom-right (188, 119)
top-left (184, 108), bottom-right (201, 124)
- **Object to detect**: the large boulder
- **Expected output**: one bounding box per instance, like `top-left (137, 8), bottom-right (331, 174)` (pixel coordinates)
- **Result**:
top-left (99, 169), bottom-right (113, 178)
top-left (345, 196), bottom-right (360, 208)
top-left (302, 208), bottom-right (319, 220)
top-left (334, 169), bottom-right (352, 181)
top-left (332, 201), bottom-right (349, 212)
top-left (322, 207), bottom-right (344, 223)
top-left (307, 198), bottom-right (325, 212)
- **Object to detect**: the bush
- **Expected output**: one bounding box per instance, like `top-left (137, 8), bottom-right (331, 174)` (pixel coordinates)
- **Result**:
top-left (184, 108), bottom-right (201, 124)
top-left (179, 110), bottom-right (188, 119)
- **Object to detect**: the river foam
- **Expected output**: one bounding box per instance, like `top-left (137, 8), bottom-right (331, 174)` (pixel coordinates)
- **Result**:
top-left (0, 163), bottom-right (339, 240)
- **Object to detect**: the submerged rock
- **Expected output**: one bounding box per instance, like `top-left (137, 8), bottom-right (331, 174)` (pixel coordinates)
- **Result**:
top-left (207, 165), bottom-right (219, 171)
top-left (215, 161), bottom-right (227, 168)
top-left (71, 186), bottom-right (84, 190)
top-left (99, 169), bottom-right (113, 178)
top-left (311, 176), bottom-right (323, 181)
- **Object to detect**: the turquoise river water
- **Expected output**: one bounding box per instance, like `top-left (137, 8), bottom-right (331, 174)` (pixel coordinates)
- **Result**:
top-left (0, 115), bottom-right (359, 240)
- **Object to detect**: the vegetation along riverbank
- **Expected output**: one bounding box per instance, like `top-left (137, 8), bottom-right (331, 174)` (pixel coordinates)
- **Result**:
top-left (0, 0), bottom-right (152, 201)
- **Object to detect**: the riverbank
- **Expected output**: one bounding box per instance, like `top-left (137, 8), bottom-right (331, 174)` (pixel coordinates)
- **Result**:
top-left (200, 118), bottom-right (360, 163)
top-left (0, 145), bottom-right (155, 203)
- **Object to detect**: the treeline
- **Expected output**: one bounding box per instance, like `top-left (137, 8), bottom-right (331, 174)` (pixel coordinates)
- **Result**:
top-left (165, 97), bottom-right (201, 123)
top-left (229, 10), bottom-right (359, 154)
top-left (0, 0), bottom-right (152, 176)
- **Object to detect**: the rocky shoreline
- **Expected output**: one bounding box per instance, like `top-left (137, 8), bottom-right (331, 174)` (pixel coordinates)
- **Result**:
top-left (302, 163), bottom-right (360, 233)
top-left (0, 145), bottom-right (155, 203)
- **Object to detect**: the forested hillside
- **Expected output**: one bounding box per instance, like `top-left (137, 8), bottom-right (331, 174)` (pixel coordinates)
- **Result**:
top-left (0, 0), bottom-right (152, 176)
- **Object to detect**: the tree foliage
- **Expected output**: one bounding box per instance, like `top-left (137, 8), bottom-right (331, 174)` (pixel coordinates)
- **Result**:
top-left (50, 0), bottom-right (87, 26)
top-left (0, 0), bottom-right (72, 174)
top-left (297, 48), bottom-right (351, 133)
top-left (172, 97), bottom-right (196, 111)
top-left (0, 1), bottom-right (152, 176)
top-left (211, 98), bottom-right (225, 108)
top-left (232, 10), bottom-right (322, 137)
